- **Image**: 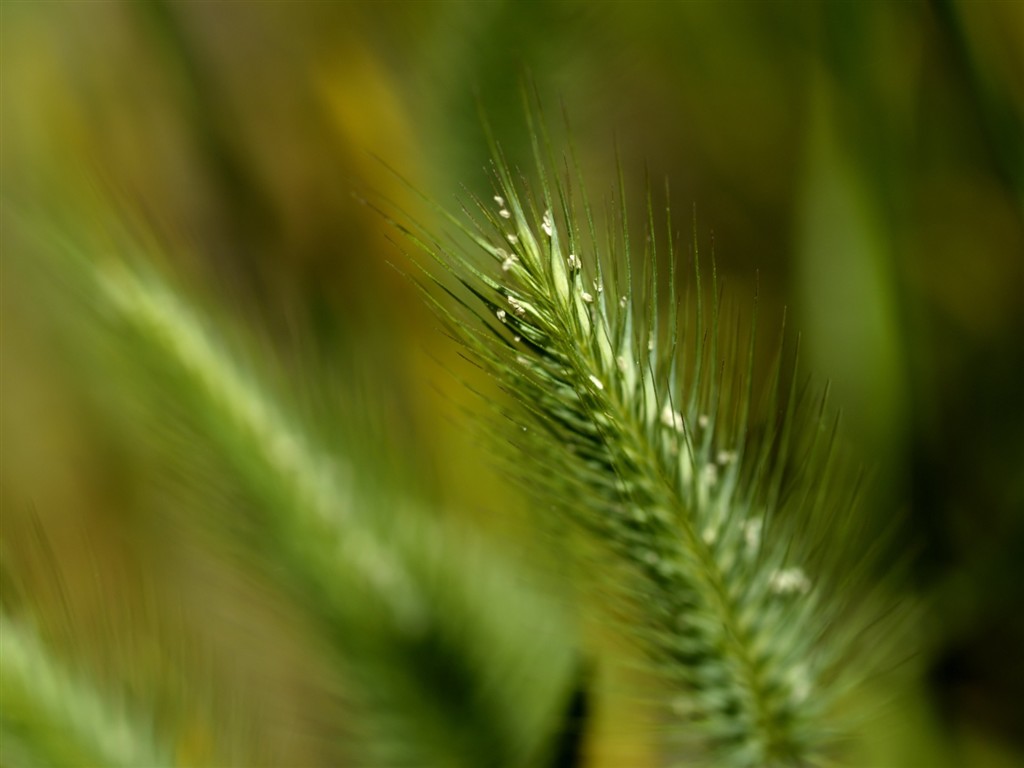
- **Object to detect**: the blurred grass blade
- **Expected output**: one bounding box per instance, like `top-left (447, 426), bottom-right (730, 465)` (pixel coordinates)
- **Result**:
top-left (11, 207), bottom-right (576, 767)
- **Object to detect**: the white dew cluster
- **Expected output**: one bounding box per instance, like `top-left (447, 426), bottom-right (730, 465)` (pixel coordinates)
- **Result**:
top-left (788, 663), bottom-right (812, 703)
top-left (660, 403), bottom-right (685, 433)
top-left (507, 295), bottom-right (527, 317)
top-left (716, 449), bottom-right (737, 466)
top-left (768, 567), bottom-right (811, 596)
top-left (568, 253), bottom-right (581, 271)
top-left (701, 462), bottom-right (719, 488)
top-left (580, 290), bottom-right (594, 304)
top-left (497, 248), bottom-right (518, 272)
top-left (743, 518), bottom-right (763, 550)
top-left (541, 209), bottom-right (554, 237)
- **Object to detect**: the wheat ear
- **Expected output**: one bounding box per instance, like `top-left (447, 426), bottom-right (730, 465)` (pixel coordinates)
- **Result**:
top-left (388, 103), bottom-right (898, 767)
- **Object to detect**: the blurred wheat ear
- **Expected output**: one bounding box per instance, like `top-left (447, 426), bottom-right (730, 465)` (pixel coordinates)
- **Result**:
top-left (381, 96), bottom-right (911, 767)
top-left (5, 203), bottom-right (578, 767)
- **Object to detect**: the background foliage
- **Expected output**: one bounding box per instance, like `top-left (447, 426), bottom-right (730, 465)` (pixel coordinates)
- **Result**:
top-left (3, 2), bottom-right (1022, 766)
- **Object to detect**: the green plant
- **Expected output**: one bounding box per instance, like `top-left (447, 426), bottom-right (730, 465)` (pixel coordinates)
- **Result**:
top-left (382, 103), bottom-right (909, 766)
top-left (2, 106), bottom-right (908, 767)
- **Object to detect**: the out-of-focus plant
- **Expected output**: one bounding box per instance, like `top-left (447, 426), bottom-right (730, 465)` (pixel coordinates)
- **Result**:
top-left (3, 207), bottom-right (577, 767)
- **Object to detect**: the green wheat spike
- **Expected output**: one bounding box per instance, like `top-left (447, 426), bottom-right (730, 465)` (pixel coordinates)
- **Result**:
top-left (388, 101), bottom-right (903, 767)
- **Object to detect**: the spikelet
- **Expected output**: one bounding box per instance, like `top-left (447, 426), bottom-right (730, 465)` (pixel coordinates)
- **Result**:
top-left (388, 98), bottom-right (907, 767)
